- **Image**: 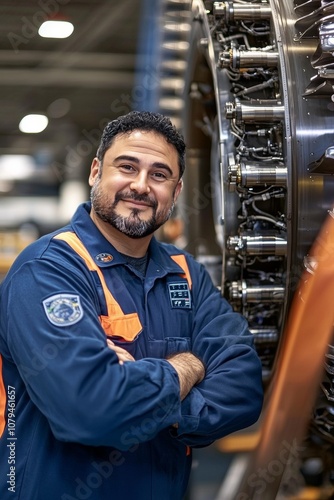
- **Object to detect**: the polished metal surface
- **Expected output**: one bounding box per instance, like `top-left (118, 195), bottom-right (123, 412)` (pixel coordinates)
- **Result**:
top-left (176, 0), bottom-right (334, 370)
top-left (154, 0), bottom-right (334, 496)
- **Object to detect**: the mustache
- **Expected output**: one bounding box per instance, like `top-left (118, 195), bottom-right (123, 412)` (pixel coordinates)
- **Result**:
top-left (114, 191), bottom-right (158, 208)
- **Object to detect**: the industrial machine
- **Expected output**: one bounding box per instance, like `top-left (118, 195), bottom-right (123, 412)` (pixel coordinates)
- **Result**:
top-left (148, 0), bottom-right (334, 497)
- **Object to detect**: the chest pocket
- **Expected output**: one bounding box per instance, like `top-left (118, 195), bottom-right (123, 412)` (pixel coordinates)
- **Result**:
top-left (54, 232), bottom-right (142, 342)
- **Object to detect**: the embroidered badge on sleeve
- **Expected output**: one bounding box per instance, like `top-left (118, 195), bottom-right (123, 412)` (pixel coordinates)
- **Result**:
top-left (42, 294), bottom-right (84, 326)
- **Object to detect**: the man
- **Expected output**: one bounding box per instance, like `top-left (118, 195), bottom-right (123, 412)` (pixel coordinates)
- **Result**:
top-left (0, 111), bottom-right (263, 499)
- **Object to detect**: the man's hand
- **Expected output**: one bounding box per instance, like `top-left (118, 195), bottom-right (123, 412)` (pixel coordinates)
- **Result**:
top-left (166, 352), bottom-right (205, 400)
top-left (107, 339), bottom-right (135, 365)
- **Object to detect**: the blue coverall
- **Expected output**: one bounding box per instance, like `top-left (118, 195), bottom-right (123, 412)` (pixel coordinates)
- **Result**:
top-left (0, 202), bottom-right (263, 500)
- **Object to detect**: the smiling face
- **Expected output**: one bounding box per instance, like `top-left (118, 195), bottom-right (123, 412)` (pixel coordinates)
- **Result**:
top-left (89, 130), bottom-right (183, 240)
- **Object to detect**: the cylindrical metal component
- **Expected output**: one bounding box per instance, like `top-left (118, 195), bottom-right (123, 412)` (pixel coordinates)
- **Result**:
top-left (228, 160), bottom-right (240, 187)
top-left (213, 2), bottom-right (271, 23)
top-left (164, 22), bottom-right (191, 36)
top-left (228, 160), bottom-right (287, 187)
top-left (225, 101), bottom-right (285, 124)
top-left (212, 1), bottom-right (227, 17)
top-left (229, 280), bottom-right (285, 303)
top-left (160, 59), bottom-right (187, 74)
top-left (225, 101), bottom-right (236, 120)
top-left (158, 97), bottom-right (184, 111)
top-left (159, 77), bottom-right (185, 92)
top-left (219, 48), bottom-right (279, 69)
top-left (250, 328), bottom-right (279, 344)
top-left (228, 280), bottom-right (244, 301)
top-left (227, 234), bottom-right (287, 255)
top-left (161, 41), bottom-right (190, 54)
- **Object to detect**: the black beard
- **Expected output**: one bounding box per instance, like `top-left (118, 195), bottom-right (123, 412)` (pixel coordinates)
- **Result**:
top-left (90, 182), bottom-right (174, 239)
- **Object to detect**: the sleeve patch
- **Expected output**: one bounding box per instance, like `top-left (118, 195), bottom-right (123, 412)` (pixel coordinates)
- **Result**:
top-left (42, 294), bottom-right (84, 327)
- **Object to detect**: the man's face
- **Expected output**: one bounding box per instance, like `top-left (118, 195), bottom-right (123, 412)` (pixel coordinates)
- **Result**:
top-left (89, 130), bottom-right (183, 239)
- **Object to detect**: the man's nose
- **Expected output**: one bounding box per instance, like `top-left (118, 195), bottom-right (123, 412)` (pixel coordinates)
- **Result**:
top-left (130, 171), bottom-right (150, 194)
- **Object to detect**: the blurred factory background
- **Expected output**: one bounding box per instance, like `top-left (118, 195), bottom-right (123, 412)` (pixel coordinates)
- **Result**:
top-left (0, 0), bottom-right (142, 279)
top-left (2, 0), bottom-right (334, 499)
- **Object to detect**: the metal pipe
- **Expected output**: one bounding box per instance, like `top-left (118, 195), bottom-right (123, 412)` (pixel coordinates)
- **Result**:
top-left (219, 48), bottom-right (279, 69)
top-left (225, 101), bottom-right (285, 124)
top-left (229, 280), bottom-right (285, 303)
top-left (213, 2), bottom-right (272, 23)
top-left (227, 234), bottom-right (287, 256)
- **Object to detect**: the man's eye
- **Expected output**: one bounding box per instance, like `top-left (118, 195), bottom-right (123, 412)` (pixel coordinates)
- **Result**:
top-left (152, 172), bottom-right (167, 180)
top-left (120, 165), bottom-right (135, 172)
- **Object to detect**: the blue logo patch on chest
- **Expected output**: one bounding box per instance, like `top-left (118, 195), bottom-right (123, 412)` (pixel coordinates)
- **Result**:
top-left (168, 283), bottom-right (192, 309)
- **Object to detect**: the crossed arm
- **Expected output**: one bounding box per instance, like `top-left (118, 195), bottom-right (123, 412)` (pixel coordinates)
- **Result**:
top-left (107, 339), bottom-right (205, 401)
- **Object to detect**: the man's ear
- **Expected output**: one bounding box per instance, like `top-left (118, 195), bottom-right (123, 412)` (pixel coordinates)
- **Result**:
top-left (173, 179), bottom-right (183, 202)
top-left (88, 157), bottom-right (101, 187)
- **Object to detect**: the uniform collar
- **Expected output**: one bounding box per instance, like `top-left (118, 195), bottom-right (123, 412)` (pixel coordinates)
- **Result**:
top-left (70, 202), bottom-right (185, 275)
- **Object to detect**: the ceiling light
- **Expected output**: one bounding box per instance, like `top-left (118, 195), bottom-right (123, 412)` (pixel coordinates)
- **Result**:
top-left (38, 20), bottom-right (74, 39)
top-left (19, 114), bottom-right (49, 134)
top-left (47, 98), bottom-right (71, 118)
top-left (0, 155), bottom-right (35, 181)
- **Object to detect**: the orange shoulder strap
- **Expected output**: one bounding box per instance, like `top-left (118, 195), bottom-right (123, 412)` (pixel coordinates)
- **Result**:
top-left (170, 254), bottom-right (192, 290)
top-left (54, 232), bottom-right (142, 341)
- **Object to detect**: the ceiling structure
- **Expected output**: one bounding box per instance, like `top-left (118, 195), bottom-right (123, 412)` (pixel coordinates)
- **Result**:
top-left (0, 0), bottom-right (145, 227)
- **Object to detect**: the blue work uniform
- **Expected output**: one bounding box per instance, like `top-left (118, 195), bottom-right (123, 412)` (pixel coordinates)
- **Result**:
top-left (0, 202), bottom-right (263, 500)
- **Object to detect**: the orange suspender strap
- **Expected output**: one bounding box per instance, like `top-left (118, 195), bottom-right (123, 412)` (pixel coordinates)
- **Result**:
top-left (0, 355), bottom-right (6, 437)
top-left (54, 232), bottom-right (142, 342)
top-left (170, 254), bottom-right (192, 290)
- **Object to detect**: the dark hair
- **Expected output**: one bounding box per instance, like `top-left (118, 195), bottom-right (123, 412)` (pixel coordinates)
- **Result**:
top-left (96, 110), bottom-right (186, 179)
